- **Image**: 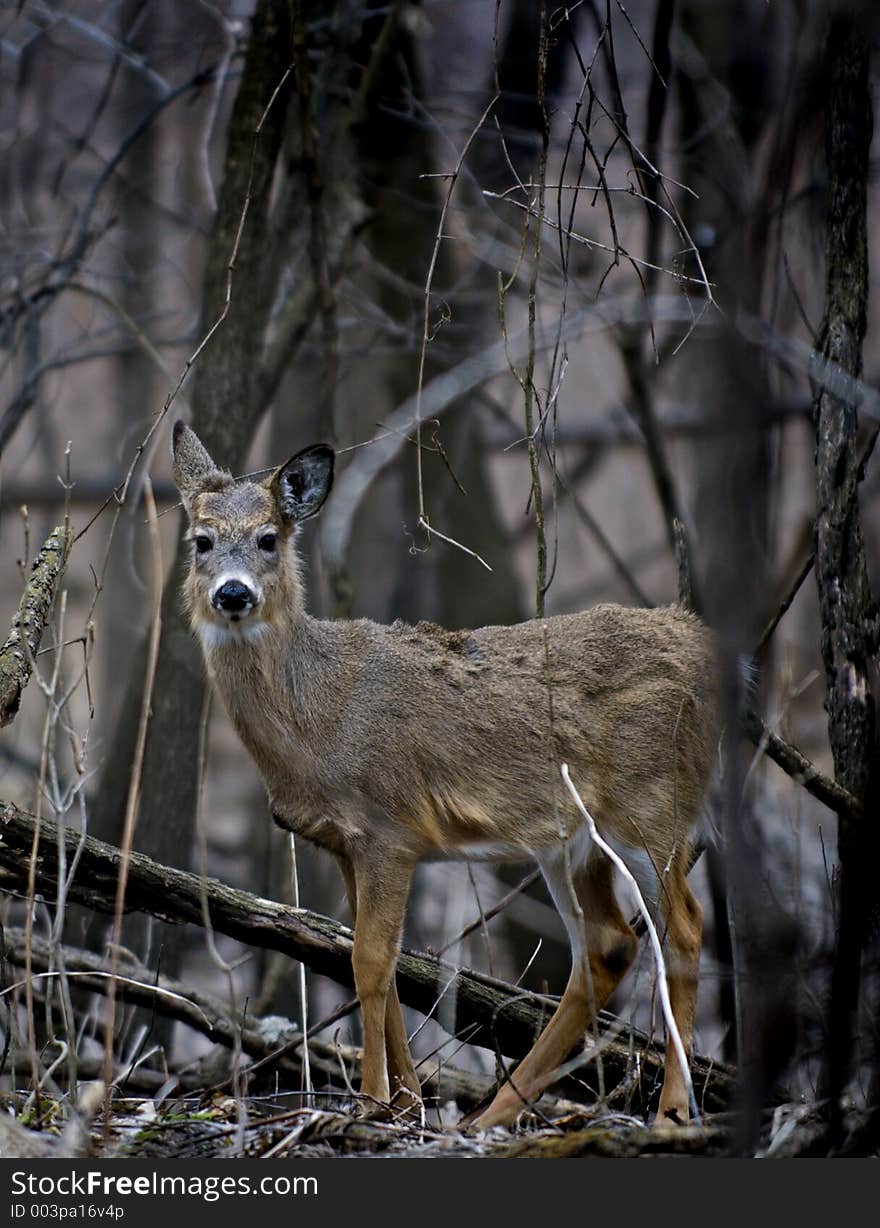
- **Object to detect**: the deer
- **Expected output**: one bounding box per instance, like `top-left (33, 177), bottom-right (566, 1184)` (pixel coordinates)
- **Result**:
top-left (171, 419), bottom-right (720, 1129)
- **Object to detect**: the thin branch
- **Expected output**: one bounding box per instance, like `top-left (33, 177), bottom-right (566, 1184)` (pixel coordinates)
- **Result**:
top-left (436, 869), bottom-right (542, 957)
top-left (413, 89), bottom-right (499, 559)
top-left (102, 478), bottom-right (162, 1102)
top-left (561, 763), bottom-right (699, 1124)
top-left (740, 707), bottom-right (863, 822)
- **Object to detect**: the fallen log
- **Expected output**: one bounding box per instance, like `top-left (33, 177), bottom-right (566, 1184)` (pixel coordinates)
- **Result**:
top-left (0, 525), bottom-right (73, 727)
top-left (0, 800), bottom-right (735, 1112)
top-left (4, 926), bottom-right (494, 1111)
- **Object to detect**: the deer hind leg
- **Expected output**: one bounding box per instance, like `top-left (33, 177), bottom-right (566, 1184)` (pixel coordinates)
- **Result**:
top-left (473, 848), bottom-right (637, 1129)
top-left (341, 854), bottom-right (417, 1115)
top-left (655, 860), bottom-right (703, 1125)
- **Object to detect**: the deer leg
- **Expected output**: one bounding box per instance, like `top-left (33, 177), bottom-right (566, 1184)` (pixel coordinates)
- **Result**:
top-left (383, 986), bottom-right (422, 1103)
top-left (655, 863), bottom-right (703, 1125)
top-left (334, 853), bottom-right (421, 1104)
top-left (473, 851), bottom-right (637, 1129)
top-left (349, 855), bottom-right (414, 1109)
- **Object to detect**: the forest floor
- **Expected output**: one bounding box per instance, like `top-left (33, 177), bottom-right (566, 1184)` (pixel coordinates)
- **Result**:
top-left (1, 1086), bottom-right (858, 1160)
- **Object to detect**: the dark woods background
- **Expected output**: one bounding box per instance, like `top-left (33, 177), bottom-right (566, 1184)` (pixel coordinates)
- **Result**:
top-left (0, 0), bottom-right (878, 1158)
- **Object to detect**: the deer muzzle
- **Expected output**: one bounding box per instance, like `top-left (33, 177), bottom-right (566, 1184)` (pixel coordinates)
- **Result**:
top-left (211, 578), bottom-right (258, 619)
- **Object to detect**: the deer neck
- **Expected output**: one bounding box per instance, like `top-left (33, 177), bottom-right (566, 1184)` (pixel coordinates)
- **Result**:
top-left (197, 612), bottom-right (334, 767)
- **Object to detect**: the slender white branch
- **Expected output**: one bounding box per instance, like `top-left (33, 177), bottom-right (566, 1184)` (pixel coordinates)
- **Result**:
top-left (1, 970), bottom-right (212, 1028)
top-left (560, 763), bottom-right (700, 1125)
top-left (417, 517), bottom-right (493, 572)
top-left (289, 833), bottom-right (312, 1104)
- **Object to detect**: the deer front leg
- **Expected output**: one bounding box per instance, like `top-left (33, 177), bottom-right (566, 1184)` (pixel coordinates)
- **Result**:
top-left (350, 855), bottom-right (415, 1109)
top-left (335, 853), bottom-right (421, 1104)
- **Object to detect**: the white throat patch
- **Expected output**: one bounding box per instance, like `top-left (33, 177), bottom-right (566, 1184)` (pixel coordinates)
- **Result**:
top-left (197, 619), bottom-right (271, 651)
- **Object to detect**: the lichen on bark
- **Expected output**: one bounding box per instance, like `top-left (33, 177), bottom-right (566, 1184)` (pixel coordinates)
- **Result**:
top-left (0, 524), bottom-right (73, 727)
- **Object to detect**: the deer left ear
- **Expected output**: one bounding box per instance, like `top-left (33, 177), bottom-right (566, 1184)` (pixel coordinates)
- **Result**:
top-left (171, 420), bottom-right (224, 512)
top-left (271, 444), bottom-right (335, 523)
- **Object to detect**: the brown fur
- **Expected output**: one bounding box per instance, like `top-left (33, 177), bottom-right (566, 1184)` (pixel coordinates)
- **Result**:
top-left (172, 421), bottom-right (721, 1127)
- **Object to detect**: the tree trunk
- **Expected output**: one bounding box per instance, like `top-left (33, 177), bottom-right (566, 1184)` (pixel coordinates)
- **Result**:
top-left (677, 0), bottom-right (788, 1151)
top-left (85, 0), bottom-right (295, 979)
top-left (812, 11), bottom-right (879, 1142)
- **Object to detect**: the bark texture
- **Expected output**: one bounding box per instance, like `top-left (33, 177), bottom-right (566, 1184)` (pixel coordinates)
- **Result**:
top-left (0, 525), bottom-right (72, 727)
top-left (812, 14), bottom-right (879, 1132)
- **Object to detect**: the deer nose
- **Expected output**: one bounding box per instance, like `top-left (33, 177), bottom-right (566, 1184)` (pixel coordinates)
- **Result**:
top-left (212, 580), bottom-right (254, 614)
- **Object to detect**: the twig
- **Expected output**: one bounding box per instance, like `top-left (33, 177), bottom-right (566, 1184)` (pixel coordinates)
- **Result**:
top-left (289, 834), bottom-right (312, 1104)
top-left (321, 301), bottom-right (639, 579)
top-left (1, 969), bottom-right (212, 1028)
top-left (483, 193), bottom-right (713, 287)
top-left (412, 86), bottom-right (499, 562)
top-left (102, 478), bottom-right (162, 1102)
top-left (25, 589), bottom-right (71, 1107)
top-left (437, 870), bottom-right (542, 957)
top-left (193, 692), bottom-right (247, 1144)
top-left (520, 4), bottom-right (551, 616)
top-left (754, 427), bottom-right (878, 654)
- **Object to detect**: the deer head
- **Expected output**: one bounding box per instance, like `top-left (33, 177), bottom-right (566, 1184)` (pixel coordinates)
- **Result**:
top-left (171, 420), bottom-right (334, 642)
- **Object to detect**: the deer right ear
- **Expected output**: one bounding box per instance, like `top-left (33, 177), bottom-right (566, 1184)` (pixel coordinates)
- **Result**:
top-left (171, 420), bottom-right (221, 512)
top-left (271, 444), bottom-right (335, 524)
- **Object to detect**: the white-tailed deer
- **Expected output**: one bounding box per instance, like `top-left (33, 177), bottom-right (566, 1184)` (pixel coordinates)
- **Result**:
top-left (171, 420), bottom-right (720, 1127)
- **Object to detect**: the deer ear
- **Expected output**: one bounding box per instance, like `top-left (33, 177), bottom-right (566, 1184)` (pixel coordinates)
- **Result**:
top-left (171, 420), bottom-right (221, 510)
top-left (271, 444), bottom-right (335, 523)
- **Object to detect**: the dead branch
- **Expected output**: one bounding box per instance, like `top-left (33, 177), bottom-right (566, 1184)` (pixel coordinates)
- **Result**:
top-left (741, 707), bottom-right (862, 822)
top-left (0, 802), bottom-right (734, 1113)
top-left (1, 1053), bottom-right (203, 1096)
top-left (495, 1119), bottom-right (729, 1158)
top-left (755, 428), bottom-right (878, 655)
top-left (0, 525), bottom-right (73, 727)
top-left (4, 926), bottom-right (493, 1111)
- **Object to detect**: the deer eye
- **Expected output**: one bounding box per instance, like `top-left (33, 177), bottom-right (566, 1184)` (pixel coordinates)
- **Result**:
top-left (258, 531), bottom-right (277, 553)
top-left (194, 534), bottom-right (213, 554)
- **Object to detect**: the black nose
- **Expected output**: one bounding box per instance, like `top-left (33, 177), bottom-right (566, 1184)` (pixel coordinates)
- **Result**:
top-left (212, 581), bottom-right (254, 613)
